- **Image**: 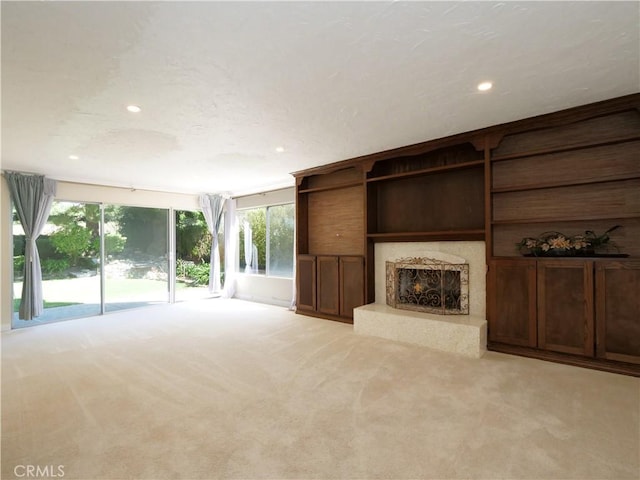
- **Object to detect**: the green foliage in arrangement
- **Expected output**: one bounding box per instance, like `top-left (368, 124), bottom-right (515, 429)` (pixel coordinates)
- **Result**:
top-left (517, 225), bottom-right (623, 257)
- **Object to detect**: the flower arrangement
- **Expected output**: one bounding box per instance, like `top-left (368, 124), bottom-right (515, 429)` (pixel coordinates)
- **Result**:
top-left (516, 225), bottom-right (622, 257)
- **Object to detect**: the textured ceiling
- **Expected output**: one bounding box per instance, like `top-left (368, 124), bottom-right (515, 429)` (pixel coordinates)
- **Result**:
top-left (2, 1), bottom-right (639, 196)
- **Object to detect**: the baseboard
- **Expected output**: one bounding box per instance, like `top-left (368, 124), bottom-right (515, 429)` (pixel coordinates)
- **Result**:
top-left (488, 342), bottom-right (640, 377)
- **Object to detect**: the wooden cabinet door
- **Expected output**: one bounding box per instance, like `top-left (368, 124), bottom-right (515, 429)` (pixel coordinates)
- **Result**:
top-left (317, 256), bottom-right (340, 316)
top-left (297, 255), bottom-right (316, 311)
top-left (339, 256), bottom-right (364, 319)
top-left (488, 259), bottom-right (537, 347)
top-left (537, 260), bottom-right (594, 356)
top-left (595, 260), bottom-right (640, 364)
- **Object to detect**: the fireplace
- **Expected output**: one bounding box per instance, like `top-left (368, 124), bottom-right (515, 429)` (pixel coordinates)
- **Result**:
top-left (354, 242), bottom-right (487, 358)
top-left (386, 257), bottom-right (469, 315)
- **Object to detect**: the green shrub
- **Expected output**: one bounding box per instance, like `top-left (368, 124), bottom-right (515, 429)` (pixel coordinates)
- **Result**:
top-left (13, 255), bottom-right (25, 275)
top-left (13, 235), bottom-right (25, 256)
top-left (176, 211), bottom-right (210, 262)
top-left (91, 234), bottom-right (127, 256)
top-left (50, 225), bottom-right (91, 266)
top-left (41, 258), bottom-right (70, 276)
top-left (191, 263), bottom-right (211, 286)
top-left (15, 235), bottom-right (58, 258)
top-left (190, 232), bottom-right (213, 262)
top-left (36, 235), bottom-right (59, 259)
top-left (177, 260), bottom-right (210, 286)
top-left (106, 234), bottom-right (127, 254)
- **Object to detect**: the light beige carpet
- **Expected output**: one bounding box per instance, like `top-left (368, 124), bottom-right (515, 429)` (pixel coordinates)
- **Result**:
top-left (2, 298), bottom-right (638, 479)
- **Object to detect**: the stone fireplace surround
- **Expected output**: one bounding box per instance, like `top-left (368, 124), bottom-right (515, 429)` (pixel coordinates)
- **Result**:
top-left (354, 242), bottom-right (487, 358)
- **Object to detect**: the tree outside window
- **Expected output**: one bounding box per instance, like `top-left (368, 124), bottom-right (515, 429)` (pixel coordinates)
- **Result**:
top-left (268, 204), bottom-right (294, 277)
top-left (238, 204), bottom-right (294, 278)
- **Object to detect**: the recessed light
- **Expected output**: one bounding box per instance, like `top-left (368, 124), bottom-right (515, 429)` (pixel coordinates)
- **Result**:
top-left (68, 155), bottom-right (79, 160)
top-left (477, 82), bottom-right (493, 92)
top-left (275, 146), bottom-right (285, 153)
top-left (126, 105), bottom-right (142, 113)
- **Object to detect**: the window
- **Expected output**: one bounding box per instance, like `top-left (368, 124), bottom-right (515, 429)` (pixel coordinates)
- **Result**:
top-left (237, 203), bottom-right (294, 278)
top-left (267, 204), bottom-right (295, 277)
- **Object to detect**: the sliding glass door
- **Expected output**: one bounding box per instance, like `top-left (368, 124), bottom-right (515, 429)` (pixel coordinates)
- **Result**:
top-left (104, 206), bottom-right (169, 312)
top-left (11, 201), bottom-right (216, 327)
top-left (174, 210), bottom-right (214, 302)
top-left (12, 201), bottom-right (102, 327)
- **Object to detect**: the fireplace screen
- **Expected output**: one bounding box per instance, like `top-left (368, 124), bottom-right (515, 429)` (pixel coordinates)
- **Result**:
top-left (386, 257), bottom-right (469, 315)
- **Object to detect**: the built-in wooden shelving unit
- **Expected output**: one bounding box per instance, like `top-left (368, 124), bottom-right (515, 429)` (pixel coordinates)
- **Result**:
top-left (292, 93), bottom-right (640, 375)
top-left (489, 108), bottom-right (640, 259)
top-left (366, 159), bottom-right (484, 183)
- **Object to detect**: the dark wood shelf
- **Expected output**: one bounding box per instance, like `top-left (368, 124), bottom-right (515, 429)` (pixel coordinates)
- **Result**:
top-left (491, 173), bottom-right (640, 194)
top-left (367, 230), bottom-right (485, 242)
top-left (492, 254), bottom-right (634, 260)
top-left (299, 252), bottom-right (364, 258)
top-left (491, 213), bottom-right (640, 225)
top-left (490, 134), bottom-right (640, 163)
top-left (298, 181), bottom-right (363, 194)
top-left (487, 98), bottom-right (640, 374)
top-left (366, 160), bottom-right (484, 183)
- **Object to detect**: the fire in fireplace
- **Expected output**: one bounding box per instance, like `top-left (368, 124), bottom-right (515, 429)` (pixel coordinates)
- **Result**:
top-left (386, 257), bottom-right (469, 315)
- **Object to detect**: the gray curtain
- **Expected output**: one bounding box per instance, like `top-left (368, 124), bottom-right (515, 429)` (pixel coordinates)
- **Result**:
top-left (222, 198), bottom-right (237, 299)
top-left (4, 172), bottom-right (57, 320)
top-left (199, 194), bottom-right (225, 295)
top-left (243, 220), bottom-right (253, 273)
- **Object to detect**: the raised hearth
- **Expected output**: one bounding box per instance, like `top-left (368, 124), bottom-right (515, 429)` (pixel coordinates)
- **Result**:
top-left (354, 303), bottom-right (486, 358)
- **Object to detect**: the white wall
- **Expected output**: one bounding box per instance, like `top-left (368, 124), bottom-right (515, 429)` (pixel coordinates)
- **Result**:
top-left (56, 181), bottom-right (200, 209)
top-left (235, 187), bottom-right (294, 209)
top-left (235, 274), bottom-right (294, 308)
